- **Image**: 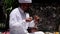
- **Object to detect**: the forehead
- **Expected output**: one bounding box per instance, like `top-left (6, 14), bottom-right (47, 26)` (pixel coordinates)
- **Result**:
top-left (21, 3), bottom-right (32, 6)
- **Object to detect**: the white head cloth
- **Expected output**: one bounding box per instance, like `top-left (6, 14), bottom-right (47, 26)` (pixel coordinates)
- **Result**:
top-left (18, 0), bottom-right (32, 3)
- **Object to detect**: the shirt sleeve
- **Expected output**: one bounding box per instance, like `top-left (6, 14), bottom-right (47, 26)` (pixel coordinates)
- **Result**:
top-left (9, 11), bottom-right (28, 27)
top-left (28, 20), bottom-right (35, 27)
top-left (9, 13), bottom-right (29, 33)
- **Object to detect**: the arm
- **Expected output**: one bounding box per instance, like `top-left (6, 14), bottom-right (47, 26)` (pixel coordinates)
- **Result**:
top-left (28, 20), bottom-right (38, 28)
top-left (9, 13), bottom-right (28, 34)
top-left (28, 15), bottom-right (39, 28)
top-left (9, 13), bottom-right (22, 27)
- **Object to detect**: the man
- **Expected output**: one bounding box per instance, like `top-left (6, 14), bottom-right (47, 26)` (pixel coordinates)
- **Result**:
top-left (9, 0), bottom-right (45, 34)
top-left (9, 0), bottom-right (39, 34)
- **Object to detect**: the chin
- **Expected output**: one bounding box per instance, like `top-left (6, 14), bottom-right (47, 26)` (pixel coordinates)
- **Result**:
top-left (24, 9), bottom-right (28, 11)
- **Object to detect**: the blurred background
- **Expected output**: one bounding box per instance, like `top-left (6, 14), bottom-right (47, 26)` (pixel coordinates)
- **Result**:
top-left (0, 0), bottom-right (60, 33)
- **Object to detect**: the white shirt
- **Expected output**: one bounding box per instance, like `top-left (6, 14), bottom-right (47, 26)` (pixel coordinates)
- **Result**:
top-left (9, 7), bottom-right (35, 34)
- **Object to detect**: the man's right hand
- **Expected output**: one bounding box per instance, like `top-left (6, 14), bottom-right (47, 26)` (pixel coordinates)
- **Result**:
top-left (26, 17), bottom-right (32, 22)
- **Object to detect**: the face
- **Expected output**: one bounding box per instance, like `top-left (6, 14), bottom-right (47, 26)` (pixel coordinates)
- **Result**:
top-left (20, 3), bottom-right (31, 11)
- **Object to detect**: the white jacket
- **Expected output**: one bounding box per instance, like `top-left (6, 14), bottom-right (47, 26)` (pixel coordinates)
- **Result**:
top-left (9, 7), bottom-right (35, 34)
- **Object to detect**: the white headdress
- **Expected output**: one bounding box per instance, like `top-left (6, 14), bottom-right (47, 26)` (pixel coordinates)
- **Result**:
top-left (18, 0), bottom-right (32, 3)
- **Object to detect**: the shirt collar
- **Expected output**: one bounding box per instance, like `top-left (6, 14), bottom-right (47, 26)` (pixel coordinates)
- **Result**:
top-left (18, 7), bottom-right (24, 13)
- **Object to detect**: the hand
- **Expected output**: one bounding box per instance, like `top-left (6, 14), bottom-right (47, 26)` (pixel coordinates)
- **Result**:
top-left (34, 15), bottom-right (40, 22)
top-left (26, 17), bottom-right (32, 22)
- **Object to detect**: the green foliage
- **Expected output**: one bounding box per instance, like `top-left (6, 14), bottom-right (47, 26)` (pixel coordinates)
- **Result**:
top-left (4, 0), bottom-right (12, 8)
top-left (3, 0), bottom-right (19, 29)
top-left (0, 23), bottom-right (5, 28)
top-left (4, 0), bottom-right (19, 14)
top-left (3, 0), bottom-right (12, 14)
top-left (2, 0), bottom-right (18, 30)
